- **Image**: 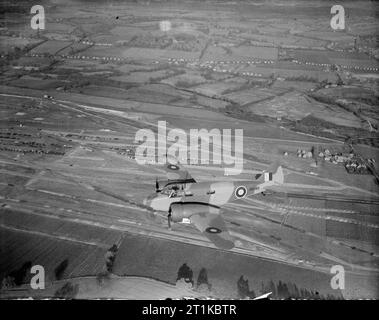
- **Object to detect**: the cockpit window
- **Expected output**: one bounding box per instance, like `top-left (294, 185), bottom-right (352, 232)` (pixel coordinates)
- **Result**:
top-left (161, 185), bottom-right (189, 198)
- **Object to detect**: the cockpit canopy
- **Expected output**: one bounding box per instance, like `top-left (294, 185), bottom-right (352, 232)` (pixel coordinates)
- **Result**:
top-left (160, 185), bottom-right (193, 198)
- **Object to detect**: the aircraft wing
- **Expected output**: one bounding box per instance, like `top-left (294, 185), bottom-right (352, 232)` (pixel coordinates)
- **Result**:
top-left (159, 161), bottom-right (196, 183)
top-left (253, 292), bottom-right (272, 300)
top-left (190, 210), bottom-right (234, 250)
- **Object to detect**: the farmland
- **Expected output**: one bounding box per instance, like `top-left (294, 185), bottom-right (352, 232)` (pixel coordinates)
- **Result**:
top-left (0, 0), bottom-right (378, 300)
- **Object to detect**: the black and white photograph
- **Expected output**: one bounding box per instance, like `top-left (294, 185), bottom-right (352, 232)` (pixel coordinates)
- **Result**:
top-left (0, 0), bottom-right (378, 304)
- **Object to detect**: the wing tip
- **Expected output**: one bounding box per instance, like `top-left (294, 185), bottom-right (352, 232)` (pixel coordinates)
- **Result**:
top-left (207, 234), bottom-right (235, 250)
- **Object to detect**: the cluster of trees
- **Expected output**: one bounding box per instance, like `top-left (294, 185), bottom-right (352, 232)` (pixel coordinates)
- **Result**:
top-left (96, 244), bottom-right (119, 286)
top-left (237, 275), bottom-right (256, 299)
top-left (129, 34), bottom-right (173, 49)
top-left (0, 145), bottom-right (65, 156)
top-left (174, 264), bottom-right (340, 299)
top-left (169, 38), bottom-right (202, 52)
top-left (1, 39), bottom-right (46, 67)
top-left (54, 259), bottom-right (69, 281)
top-left (196, 268), bottom-right (211, 292)
top-left (259, 279), bottom-right (339, 300)
top-left (237, 276), bottom-right (340, 300)
top-left (105, 244), bottom-right (118, 273)
top-left (54, 282), bottom-right (79, 299)
top-left (176, 263), bottom-right (194, 287)
top-left (0, 258), bottom-right (70, 290)
top-left (176, 264), bottom-right (212, 292)
top-left (1, 261), bottom-right (32, 289)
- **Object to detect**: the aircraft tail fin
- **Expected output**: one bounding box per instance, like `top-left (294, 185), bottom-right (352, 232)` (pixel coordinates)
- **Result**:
top-left (263, 162), bottom-right (284, 184)
top-left (272, 165), bottom-right (284, 184)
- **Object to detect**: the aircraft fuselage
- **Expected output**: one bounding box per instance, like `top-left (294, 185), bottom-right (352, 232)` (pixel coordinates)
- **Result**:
top-left (144, 180), bottom-right (265, 212)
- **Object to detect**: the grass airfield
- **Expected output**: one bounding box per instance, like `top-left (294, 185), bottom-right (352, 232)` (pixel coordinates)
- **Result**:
top-left (0, 0), bottom-right (378, 299)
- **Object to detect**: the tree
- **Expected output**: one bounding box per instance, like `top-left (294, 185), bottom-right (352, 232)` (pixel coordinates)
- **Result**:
top-left (54, 259), bottom-right (69, 280)
top-left (1, 276), bottom-right (16, 289)
top-left (268, 280), bottom-right (277, 298)
top-left (293, 283), bottom-right (300, 299)
top-left (105, 244), bottom-right (118, 273)
top-left (8, 261), bottom-right (32, 286)
top-left (176, 263), bottom-right (194, 286)
top-left (237, 275), bottom-right (249, 298)
top-left (196, 268), bottom-right (211, 291)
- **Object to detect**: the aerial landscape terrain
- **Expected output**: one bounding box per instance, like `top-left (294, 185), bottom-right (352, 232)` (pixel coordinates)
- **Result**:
top-left (0, 0), bottom-right (378, 300)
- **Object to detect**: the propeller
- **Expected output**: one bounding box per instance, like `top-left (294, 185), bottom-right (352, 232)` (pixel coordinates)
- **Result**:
top-left (167, 208), bottom-right (172, 230)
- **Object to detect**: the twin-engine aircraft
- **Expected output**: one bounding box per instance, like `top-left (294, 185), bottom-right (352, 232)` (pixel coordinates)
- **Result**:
top-left (143, 160), bottom-right (284, 250)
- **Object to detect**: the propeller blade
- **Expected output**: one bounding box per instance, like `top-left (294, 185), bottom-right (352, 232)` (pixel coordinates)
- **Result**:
top-left (167, 211), bottom-right (172, 230)
top-left (155, 178), bottom-right (160, 193)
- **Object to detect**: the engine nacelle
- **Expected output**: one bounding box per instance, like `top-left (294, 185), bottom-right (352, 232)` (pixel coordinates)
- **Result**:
top-left (169, 203), bottom-right (212, 223)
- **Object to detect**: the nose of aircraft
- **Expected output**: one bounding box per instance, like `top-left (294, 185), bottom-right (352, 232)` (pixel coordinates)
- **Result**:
top-left (143, 193), bottom-right (156, 207)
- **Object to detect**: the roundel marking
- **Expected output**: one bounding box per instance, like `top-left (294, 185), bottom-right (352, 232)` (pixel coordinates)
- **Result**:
top-left (235, 186), bottom-right (247, 198)
top-left (206, 227), bottom-right (222, 234)
top-left (167, 164), bottom-right (179, 170)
